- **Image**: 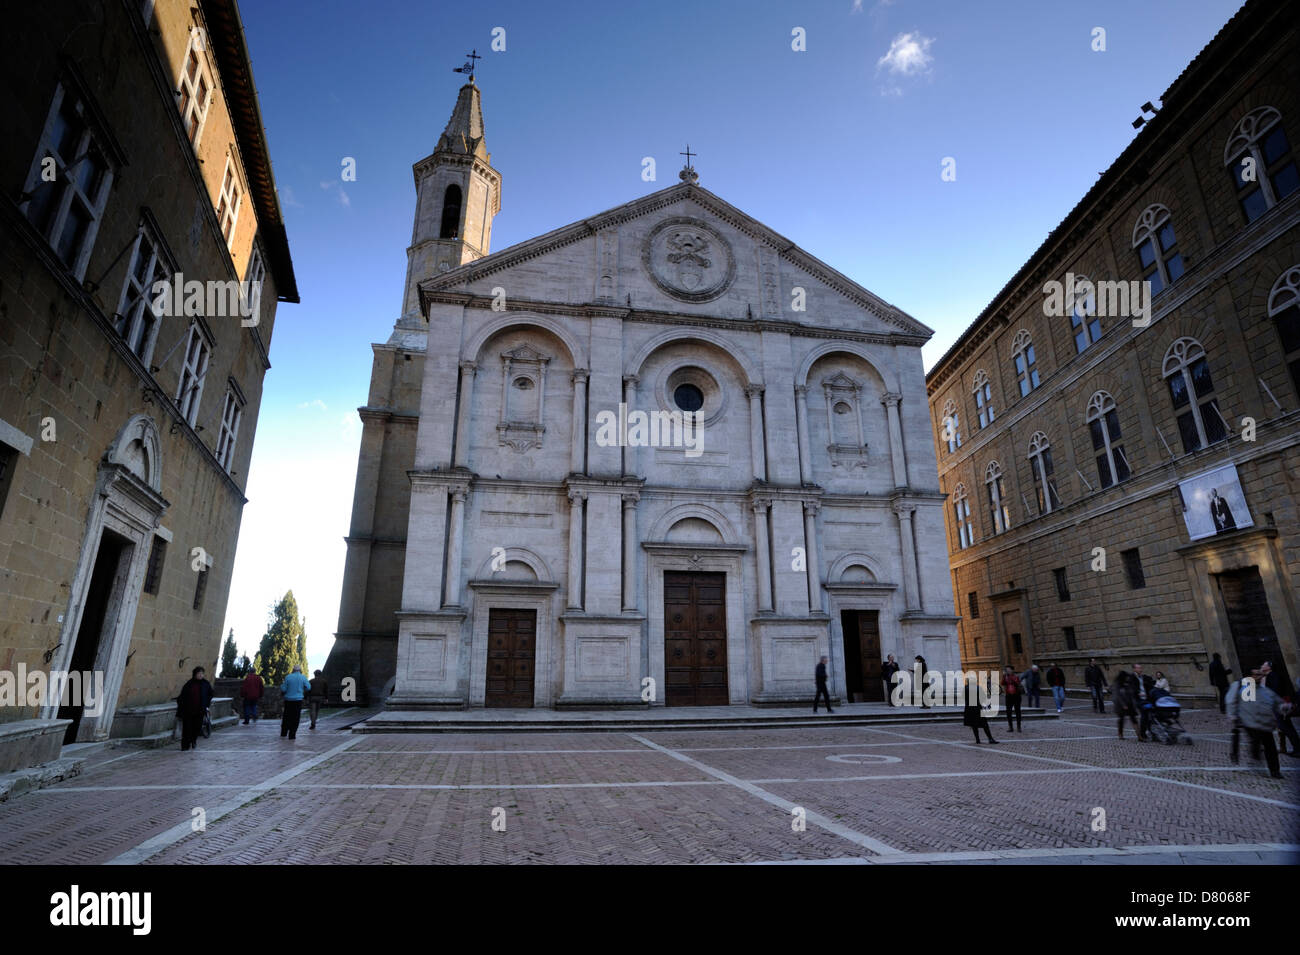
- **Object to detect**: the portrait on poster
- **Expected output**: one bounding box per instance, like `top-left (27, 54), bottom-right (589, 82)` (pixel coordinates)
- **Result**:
top-left (1179, 463), bottom-right (1252, 541)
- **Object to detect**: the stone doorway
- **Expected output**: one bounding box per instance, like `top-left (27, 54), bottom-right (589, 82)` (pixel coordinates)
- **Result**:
top-left (485, 608), bottom-right (537, 708)
top-left (840, 609), bottom-right (883, 702)
top-left (663, 571), bottom-right (727, 706)
top-left (57, 528), bottom-right (133, 743)
top-left (1216, 567), bottom-right (1292, 692)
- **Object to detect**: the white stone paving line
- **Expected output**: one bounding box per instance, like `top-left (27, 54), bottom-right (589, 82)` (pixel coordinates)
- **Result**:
top-left (862, 725), bottom-right (1300, 810)
top-left (626, 732), bottom-right (904, 857)
top-left (737, 842), bottom-right (1300, 865)
top-left (105, 736), bottom-right (362, 865)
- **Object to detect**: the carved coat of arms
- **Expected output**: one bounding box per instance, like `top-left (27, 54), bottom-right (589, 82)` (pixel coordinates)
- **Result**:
top-left (642, 217), bottom-right (735, 303)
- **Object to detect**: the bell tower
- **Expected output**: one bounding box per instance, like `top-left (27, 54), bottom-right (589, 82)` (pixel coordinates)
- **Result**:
top-left (398, 69), bottom-right (502, 326)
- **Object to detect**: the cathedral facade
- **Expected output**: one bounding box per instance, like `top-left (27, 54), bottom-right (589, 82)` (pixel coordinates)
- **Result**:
top-left (327, 80), bottom-right (958, 708)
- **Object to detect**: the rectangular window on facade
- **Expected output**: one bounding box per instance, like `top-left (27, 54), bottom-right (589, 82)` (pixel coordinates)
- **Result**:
top-left (176, 324), bottom-right (211, 425)
top-left (193, 567), bottom-right (208, 611)
top-left (216, 390), bottom-right (243, 472)
top-left (967, 592), bottom-right (979, 618)
top-left (243, 244), bottom-right (266, 326)
top-left (953, 496), bottom-right (973, 549)
top-left (143, 536), bottom-right (167, 595)
top-left (20, 83), bottom-right (115, 280)
top-left (217, 157), bottom-right (242, 248)
top-left (1053, 567), bottom-right (1071, 602)
top-left (177, 31), bottom-right (213, 145)
top-left (114, 219), bottom-right (171, 365)
top-left (0, 443), bottom-right (19, 522)
top-left (1063, 626), bottom-right (1077, 651)
top-left (1011, 633), bottom-right (1023, 655)
top-left (1121, 548), bottom-right (1146, 589)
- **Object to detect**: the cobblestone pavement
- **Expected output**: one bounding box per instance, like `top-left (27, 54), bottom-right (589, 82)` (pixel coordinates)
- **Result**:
top-left (0, 704), bottom-right (1296, 864)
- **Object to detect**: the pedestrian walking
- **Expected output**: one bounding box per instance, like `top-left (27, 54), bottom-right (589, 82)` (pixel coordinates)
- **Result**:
top-left (1084, 658), bottom-right (1108, 713)
top-left (813, 656), bottom-right (834, 713)
top-left (1260, 661), bottom-right (1300, 757)
top-left (1021, 664), bottom-right (1041, 709)
top-left (1001, 666), bottom-right (1023, 732)
top-left (308, 669), bottom-right (328, 729)
top-left (1131, 664), bottom-right (1157, 739)
top-left (1224, 675), bottom-right (1243, 764)
top-left (882, 654), bottom-right (900, 705)
top-left (1228, 669), bottom-right (1289, 778)
top-left (241, 668), bottom-right (264, 724)
top-left (963, 677), bottom-right (998, 744)
top-left (1208, 653), bottom-right (1231, 714)
top-left (915, 655), bottom-right (929, 708)
top-left (280, 665), bottom-right (312, 740)
top-left (1045, 663), bottom-right (1066, 713)
top-left (1112, 671), bottom-right (1143, 740)
top-left (175, 666), bottom-right (213, 752)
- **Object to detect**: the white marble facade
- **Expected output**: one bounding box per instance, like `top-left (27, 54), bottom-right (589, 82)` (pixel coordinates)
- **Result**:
top-left (384, 175), bottom-right (959, 709)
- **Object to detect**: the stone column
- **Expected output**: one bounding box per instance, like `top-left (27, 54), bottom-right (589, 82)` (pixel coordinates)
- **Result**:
top-left (567, 488), bottom-right (586, 610)
top-left (894, 500), bottom-right (920, 611)
top-left (453, 361), bottom-right (476, 468)
top-left (752, 498), bottom-right (773, 612)
top-left (443, 487), bottom-right (467, 607)
top-left (794, 385), bottom-right (813, 485)
top-left (746, 385), bottom-right (766, 482)
top-left (622, 492), bottom-right (639, 611)
top-left (881, 392), bottom-right (907, 489)
top-left (802, 500), bottom-right (822, 613)
top-left (623, 374), bottom-right (640, 476)
top-left (570, 369), bottom-right (589, 475)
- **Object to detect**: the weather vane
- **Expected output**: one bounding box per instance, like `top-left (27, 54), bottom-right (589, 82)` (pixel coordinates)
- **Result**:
top-left (453, 49), bottom-right (482, 81)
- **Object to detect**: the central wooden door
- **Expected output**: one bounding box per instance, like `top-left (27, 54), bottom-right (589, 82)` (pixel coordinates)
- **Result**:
top-left (485, 608), bottom-right (536, 708)
top-left (664, 571), bottom-right (727, 706)
top-left (841, 610), bottom-right (883, 702)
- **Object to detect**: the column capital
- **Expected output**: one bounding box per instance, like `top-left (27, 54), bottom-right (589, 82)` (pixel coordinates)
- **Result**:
top-left (880, 392), bottom-right (903, 408)
top-left (891, 499), bottom-right (916, 517)
top-left (451, 488), bottom-right (468, 504)
top-left (802, 499), bottom-right (820, 515)
top-left (622, 373), bottom-right (640, 386)
top-left (572, 368), bottom-right (590, 383)
top-left (745, 384), bottom-right (765, 399)
top-left (568, 488), bottom-right (588, 505)
top-left (751, 497), bottom-right (772, 514)
top-left (621, 492), bottom-right (640, 506)
top-left (459, 360), bottom-right (478, 373)
top-left (794, 384), bottom-right (808, 398)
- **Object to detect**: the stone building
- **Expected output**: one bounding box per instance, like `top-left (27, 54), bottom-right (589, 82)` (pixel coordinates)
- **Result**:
top-left (926, 0), bottom-right (1300, 699)
top-left (0, 0), bottom-right (297, 748)
top-left (327, 79), bottom-right (958, 708)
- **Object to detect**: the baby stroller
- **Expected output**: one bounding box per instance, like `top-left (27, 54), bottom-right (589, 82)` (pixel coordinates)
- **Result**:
top-left (1144, 688), bottom-right (1190, 744)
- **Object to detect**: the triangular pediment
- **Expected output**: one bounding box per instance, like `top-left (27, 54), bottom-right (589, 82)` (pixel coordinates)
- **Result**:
top-left (418, 182), bottom-right (932, 339)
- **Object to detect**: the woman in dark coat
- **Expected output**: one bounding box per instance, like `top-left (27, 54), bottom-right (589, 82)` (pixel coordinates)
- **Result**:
top-left (176, 666), bottom-right (213, 751)
top-left (963, 677), bottom-right (998, 744)
top-left (1112, 671), bottom-right (1143, 740)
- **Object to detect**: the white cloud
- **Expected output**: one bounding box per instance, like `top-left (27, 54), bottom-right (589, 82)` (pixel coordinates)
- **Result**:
top-left (297, 399), bottom-right (328, 411)
top-left (319, 180), bottom-right (351, 208)
top-left (877, 31), bottom-right (934, 76)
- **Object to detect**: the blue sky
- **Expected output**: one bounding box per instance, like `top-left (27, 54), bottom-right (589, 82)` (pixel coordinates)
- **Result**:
top-left (220, 0), bottom-right (1244, 669)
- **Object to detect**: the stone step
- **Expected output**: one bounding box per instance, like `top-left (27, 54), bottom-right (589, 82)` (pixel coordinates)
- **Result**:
top-left (0, 756), bottom-right (85, 802)
top-left (352, 708), bottom-right (1058, 734)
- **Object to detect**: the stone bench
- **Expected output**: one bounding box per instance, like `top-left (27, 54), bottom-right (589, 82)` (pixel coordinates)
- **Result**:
top-left (0, 718), bottom-right (72, 774)
top-left (111, 696), bottom-right (236, 738)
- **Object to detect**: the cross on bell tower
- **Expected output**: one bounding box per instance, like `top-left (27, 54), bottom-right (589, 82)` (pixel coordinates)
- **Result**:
top-left (453, 49), bottom-right (482, 82)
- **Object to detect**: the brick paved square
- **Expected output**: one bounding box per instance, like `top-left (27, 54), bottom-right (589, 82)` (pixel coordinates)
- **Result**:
top-left (0, 714), bottom-right (1294, 865)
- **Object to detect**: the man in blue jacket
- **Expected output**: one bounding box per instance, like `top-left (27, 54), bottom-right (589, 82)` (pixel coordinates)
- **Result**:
top-left (281, 666), bottom-right (312, 740)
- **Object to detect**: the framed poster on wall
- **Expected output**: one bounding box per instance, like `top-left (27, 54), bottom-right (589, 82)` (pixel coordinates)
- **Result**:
top-left (1179, 462), bottom-right (1253, 541)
